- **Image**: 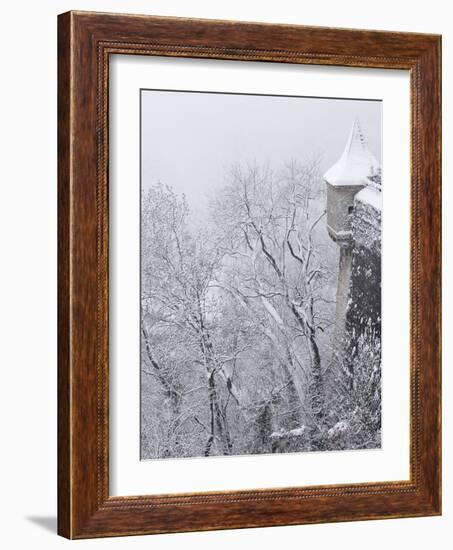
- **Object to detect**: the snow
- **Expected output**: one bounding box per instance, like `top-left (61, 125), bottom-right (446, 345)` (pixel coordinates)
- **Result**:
top-left (270, 426), bottom-right (306, 439)
top-left (288, 427), bottom-right (306, 437)
top-left (355, 186), bottom-right (382, 211)
top-left (332, 229), bottom-right (352, 238)
top-left (323, 119), bottom-right (380, 187)
top-left (327, 420), bottom-right (349, 440)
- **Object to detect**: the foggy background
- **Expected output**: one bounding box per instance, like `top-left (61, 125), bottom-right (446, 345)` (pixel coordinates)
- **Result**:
top-left (141, 89), bottom-right (382, 214)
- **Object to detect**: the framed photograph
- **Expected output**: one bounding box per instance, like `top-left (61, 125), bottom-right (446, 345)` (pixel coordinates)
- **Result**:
top-left (58, 11), bottom-right (441, 539)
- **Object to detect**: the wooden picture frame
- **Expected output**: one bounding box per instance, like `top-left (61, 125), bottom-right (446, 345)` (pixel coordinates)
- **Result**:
top-left (58, 10), bottom-right (441, 539)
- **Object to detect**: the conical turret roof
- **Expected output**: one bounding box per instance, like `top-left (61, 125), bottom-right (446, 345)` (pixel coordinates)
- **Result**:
top-left (324, 119), bottom-right (380, 187)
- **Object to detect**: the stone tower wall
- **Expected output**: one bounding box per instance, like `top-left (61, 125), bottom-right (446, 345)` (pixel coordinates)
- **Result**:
top-left (326, 183), bottom-right (364, 244)
top-left (334, 246), bottom-right (353, 348)
top-left (344, 195), bottom-right (382, 355)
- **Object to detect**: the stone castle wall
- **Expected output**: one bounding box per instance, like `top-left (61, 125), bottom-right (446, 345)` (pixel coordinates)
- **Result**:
top-left (344, 192), bottom-right (381, 357)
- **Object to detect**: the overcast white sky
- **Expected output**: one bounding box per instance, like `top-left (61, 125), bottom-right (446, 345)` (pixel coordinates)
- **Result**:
top-left (141, 90), bottom-right (381, 214)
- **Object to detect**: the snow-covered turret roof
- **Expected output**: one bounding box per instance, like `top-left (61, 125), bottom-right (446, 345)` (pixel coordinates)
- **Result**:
top-left (324, 119), bottom-right (380, 187)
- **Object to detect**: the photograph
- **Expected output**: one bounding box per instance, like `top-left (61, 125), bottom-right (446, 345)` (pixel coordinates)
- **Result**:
top-left (140, 90), bottom-right (383, 460)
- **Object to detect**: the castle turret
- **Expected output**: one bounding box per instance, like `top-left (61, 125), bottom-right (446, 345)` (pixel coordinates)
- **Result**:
top-left (324, 119), bottom-right (380, 248)
top-left (324, 120), bottom-right (381, 383)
